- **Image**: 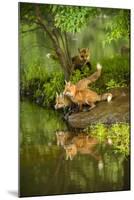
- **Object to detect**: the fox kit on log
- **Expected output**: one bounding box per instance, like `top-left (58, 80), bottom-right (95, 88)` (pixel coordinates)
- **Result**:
top-left (55, 64), bottom-right (102, 110)
top-left (63, 63), bottom-right (112, 111)
top-left (63, 82), bottom-right (112, 111)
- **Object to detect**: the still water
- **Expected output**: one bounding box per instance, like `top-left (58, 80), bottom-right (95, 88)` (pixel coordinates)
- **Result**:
top-left (19, 101), bottom-right (130, 197)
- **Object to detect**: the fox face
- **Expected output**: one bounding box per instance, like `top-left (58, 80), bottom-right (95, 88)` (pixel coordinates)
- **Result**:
top-left (63, 81), bottom-right (76, 98)
top-left (78, 48), bottom-right (90, 62)
top-left (72, 48), bottom-right (91, 71)
top-left (55, 93), bottom-right (66, 109)
top-left (55, 92), bottom-right (72, 109)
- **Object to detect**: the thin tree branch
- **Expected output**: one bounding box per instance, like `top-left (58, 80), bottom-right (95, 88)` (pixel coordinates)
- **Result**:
top-left (35, 5), bottom-right (71, 80)
top-left (64, 32), bottom-right (72, 72)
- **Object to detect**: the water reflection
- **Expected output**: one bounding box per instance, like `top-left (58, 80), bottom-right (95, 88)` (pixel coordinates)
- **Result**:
top-left (20, 101), bottom-right (130, 197)
top-left (56, 131), bottom-right (103, 170)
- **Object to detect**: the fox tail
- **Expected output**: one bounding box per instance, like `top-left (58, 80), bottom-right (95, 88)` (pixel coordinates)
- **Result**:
top-left (99, 93), bottom-right (113, 102)
top-left (96, 63), bottom-right (102, 71)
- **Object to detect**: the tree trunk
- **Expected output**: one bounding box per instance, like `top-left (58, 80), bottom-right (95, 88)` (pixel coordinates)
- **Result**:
top-left (35, 5), bottom-right (72, 80)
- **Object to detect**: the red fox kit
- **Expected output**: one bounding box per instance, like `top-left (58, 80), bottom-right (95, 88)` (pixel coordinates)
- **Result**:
top-left (63, 82), bottom-right (112, 111)
top-left (72, 48), bottom-right (91, 70)
top-left (55, 64), bottom-right (102, 110)
top-left (55, 93), bottom-right (72, 109)
top-left (47, 48), bottom-right (92, 72)
top-left (63, 63), bottom-right (112, 111)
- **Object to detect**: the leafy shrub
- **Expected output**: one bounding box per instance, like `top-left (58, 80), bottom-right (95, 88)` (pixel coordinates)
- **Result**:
top-left (20, 59), bottom-right (65, 106)
top-left (70, 66), bottom-right (91, 84)
top-left (90, 123), bottom-right (107, 143)
top-left (106, 79), bottom-right (127, 90)
top-left (85, 123), bottom-right (130, 156)
top-left (43, 72), bottom-right (64, 106)
top-left (109, 123), bottom-right (130, 156)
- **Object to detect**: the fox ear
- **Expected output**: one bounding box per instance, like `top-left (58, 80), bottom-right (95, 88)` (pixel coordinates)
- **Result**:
top-left (87, 48), bottom-right (89, 52)
top-left (68, 81), bottom-right (71, 86)
top-left (65, 80), bottom-right (71, 86)
top-left (65, 80), bottom-right (68, 85)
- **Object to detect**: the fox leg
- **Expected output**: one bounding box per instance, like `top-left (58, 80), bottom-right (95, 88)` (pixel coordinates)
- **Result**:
top-left (86, 101), bottom-right (96, 110)
top-left (89, 103), bottom-right (96, 110)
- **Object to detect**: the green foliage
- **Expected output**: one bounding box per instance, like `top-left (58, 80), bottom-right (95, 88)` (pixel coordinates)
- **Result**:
top-left (85, 123), bottom-right (130, 156)
top-left (106, 79), bottom-right (127, 90)
top-left (21, 60), bottom-right (64, 107)
top-left (90, 123), bottom-right (107, 143)
top-left (104, 10), bottom-right (130, 45)
top-left (109, 123), bottom-right (130, 156)
top-left (70, 69), bottom-right (82, 83)
top-left (43, 72), bottom-right (64, 106)
top-left (23, 61), bottom-right (48, 82)
top-left (70, 66), bottom-right (91, 84)
top-left (51, 5), bottom-right (99, 33)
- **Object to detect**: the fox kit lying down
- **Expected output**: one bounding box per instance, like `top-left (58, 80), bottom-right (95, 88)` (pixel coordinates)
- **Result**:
top-left (63, 82), bottom-right (112, 111)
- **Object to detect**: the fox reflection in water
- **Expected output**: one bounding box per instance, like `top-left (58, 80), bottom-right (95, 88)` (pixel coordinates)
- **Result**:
top-left (56, 131), bottom-right (105, 170)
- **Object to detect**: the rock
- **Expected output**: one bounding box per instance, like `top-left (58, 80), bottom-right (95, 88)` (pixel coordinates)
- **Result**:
top-left (68, 88), bottom-right (130, 129)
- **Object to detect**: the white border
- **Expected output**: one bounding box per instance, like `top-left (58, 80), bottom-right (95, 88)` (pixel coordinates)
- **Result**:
top-left (0, 0), bottom-right (133, 199)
